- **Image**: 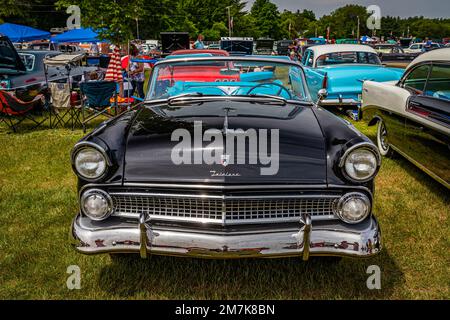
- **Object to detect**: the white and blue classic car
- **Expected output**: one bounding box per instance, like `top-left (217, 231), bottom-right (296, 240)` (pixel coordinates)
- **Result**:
top-left (301, 44), bottom-right (405, 108)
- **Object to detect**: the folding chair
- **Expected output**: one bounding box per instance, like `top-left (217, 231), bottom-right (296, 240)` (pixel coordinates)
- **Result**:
top-left (0, 90), bottom-right (46, 132)
top-left (80, 81), bottom-right (118, 133)
top-left (49, 82), bottom-right (82, 130)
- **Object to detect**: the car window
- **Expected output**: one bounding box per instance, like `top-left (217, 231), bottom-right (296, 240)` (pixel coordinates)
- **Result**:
top-left (301, 50), bottom-right (310, 66)
top-left (424, 64), bottom-right (450, 100)
top-left (315, 52), bottom-right (381, 66)
top-left (306, 51), bottom-right (314, 67)
top-left (18, 53), bottom-right (35, 71)
top-left (404, 64), bottom-right (430, 93)
top-left (410, 45), bottom-right (418, 49)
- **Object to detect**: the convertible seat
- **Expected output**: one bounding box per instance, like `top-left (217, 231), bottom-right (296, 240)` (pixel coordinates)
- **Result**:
top-left (0, 90), bottom-right (46, 132)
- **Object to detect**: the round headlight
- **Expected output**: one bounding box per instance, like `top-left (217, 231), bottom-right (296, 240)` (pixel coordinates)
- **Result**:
top-left (80, 189), bottom-right (113, 221)
top-left (335, 193), bottom-right (371, 224)
top-left (341, 145), bottom-right (380, 182)
top-left (74, 147), bottom-right (107, 180)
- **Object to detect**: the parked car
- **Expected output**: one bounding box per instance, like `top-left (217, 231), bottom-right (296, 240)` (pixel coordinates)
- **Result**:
top-left (220, 37), bottom-right (254, 55)
top-left (276, 39), bottom-right (294, 56)
top-left (206, 43), bottom-right (221, 50)
top-left (301, 44), bottom-right (404, 108)
top-left (70, 56), bottom-right (382, 260)
top-left (1, 36), bottom-right (95, 102)
top-left (372, 43), bottom-right (419, 62)
top-left (404, 42), bottom-right (441, 53)
top-left (361, 48), bottom-right (450, 189)
top-left (254, 38), bottom-right (275, 55)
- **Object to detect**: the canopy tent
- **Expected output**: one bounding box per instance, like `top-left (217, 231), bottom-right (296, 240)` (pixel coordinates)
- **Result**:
top-left (0, 23), bottom-right (50, 42)
top-left (51, 28), bottom-right (101, 44)
top-left (360, 36), bottom-right (375, 43)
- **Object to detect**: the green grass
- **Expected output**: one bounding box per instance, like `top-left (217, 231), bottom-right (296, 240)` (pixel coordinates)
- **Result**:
top-left (0, 115), bottom-right (449, 300)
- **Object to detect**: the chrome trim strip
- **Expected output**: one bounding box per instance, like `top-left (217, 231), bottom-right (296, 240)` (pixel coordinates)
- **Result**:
top-left (109, 191), bottom-right (341, 200)
top-left (121, 182), bottom-right (329, 190)
top-left (112, 212), bottom-right (337, 224)
top-left (319, 98), bottom-right (360, 106)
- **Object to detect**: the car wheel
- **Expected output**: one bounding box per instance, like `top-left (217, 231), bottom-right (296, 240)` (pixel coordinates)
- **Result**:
top-left (377, 120), bottom-right (394, 157)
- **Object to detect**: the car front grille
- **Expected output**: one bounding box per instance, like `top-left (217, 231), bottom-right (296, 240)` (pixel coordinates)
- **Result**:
top-left (110, 192), bottom-right (338, 225)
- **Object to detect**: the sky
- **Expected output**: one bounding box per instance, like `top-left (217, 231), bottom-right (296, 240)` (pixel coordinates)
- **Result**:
top-left (245, 0), bottom-right (450, 18)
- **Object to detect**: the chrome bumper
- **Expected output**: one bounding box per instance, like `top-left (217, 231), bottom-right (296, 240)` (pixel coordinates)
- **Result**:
top-left (70, 213), bottom-right (381, 259)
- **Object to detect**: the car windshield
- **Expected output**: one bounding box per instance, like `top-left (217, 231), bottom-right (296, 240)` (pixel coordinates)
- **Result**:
top-left (146, 57), bottom-right (310, 102)
top-left (316, 51), bottom-right (381, 66)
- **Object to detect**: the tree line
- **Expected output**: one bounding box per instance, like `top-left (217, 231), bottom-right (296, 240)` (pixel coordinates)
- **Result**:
top-left (1, 0), bottom-right (449, 42)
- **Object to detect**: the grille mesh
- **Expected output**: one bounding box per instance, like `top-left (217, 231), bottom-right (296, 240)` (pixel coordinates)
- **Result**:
top-left (111, 193), bottom-right (337, 224)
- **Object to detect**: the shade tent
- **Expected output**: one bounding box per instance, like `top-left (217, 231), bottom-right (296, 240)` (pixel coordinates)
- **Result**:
top-left (51, 28), bottom-right (101, 44)
top-left (0, 23), bottom-right (50, 42)
top-left (361, 36), bottom-right (375, 42)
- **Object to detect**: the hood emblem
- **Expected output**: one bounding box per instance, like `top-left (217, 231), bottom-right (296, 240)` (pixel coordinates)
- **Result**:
top-left (221, 154), bottom-right (230, 167)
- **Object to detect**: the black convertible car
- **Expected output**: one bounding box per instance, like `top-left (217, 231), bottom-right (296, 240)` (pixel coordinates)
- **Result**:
top-left (70, 56), bottom-right (381, 260)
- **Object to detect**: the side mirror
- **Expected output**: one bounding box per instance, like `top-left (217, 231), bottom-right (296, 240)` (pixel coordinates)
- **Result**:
top-left (317, 88), bottom-right (328, 102)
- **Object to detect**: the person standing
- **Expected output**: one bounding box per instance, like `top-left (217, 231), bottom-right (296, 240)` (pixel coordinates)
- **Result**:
top-left (194, 34), bottom-right (205, 49)
top-left (128, 44), bottom-right (145, 99)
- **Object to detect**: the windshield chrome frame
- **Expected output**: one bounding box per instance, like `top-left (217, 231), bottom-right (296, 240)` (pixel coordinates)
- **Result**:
top-left (144, 56), bottom-right (312, 103)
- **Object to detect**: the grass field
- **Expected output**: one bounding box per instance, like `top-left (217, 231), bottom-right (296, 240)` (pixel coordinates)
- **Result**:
top-left (0, 114), bottom-right (449, 300)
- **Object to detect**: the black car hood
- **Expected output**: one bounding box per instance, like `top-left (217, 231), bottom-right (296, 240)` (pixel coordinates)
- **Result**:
top-left (123, 100), bottom-right (327, 185)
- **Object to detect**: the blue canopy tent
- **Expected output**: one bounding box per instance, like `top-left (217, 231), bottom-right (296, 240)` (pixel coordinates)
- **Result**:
top-left (0, 23), bottom-right (50, 42)
top-left (51, 28), bottom-right (101, 44)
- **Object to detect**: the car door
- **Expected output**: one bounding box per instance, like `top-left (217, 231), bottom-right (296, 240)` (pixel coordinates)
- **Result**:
top-left (404, 63), bottom-right (450, 187)
top-left (302, 50), bottom-right (322, 99)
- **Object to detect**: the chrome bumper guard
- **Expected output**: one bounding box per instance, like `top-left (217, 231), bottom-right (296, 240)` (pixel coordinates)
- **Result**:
top-left (70, 212), bottom-right (381, 259)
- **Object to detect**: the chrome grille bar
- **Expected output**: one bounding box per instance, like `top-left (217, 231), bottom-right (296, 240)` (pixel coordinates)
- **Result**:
top-left (110, 192), bottom-right (338, 225)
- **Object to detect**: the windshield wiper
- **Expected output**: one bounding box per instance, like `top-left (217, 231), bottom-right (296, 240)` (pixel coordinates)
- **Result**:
top-left (167, 92), bottom-right (204, 105)
top-left (247, 94), bottom-right (287, 105)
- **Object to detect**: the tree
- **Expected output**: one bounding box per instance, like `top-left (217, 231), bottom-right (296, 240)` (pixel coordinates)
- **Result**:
top-left (250, 0), bottom-right (281, 39)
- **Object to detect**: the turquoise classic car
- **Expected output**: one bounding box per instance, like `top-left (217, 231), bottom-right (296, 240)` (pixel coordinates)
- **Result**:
top-left (300, 44), bottom-right (405, 108)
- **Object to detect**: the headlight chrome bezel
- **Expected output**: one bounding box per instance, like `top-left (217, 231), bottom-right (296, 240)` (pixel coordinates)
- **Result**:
top-left (335, 192), bottom-right (371, 224)
top-left (71, 141), bottom-right (111, 181)
top-left (80, 188), bottom-right (114, 221)
top-left (339, 142), bottom-right (381, 183)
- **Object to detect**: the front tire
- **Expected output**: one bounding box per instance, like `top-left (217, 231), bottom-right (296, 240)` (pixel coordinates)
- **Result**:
top-left (376, 120), bottom-right (394, 157)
